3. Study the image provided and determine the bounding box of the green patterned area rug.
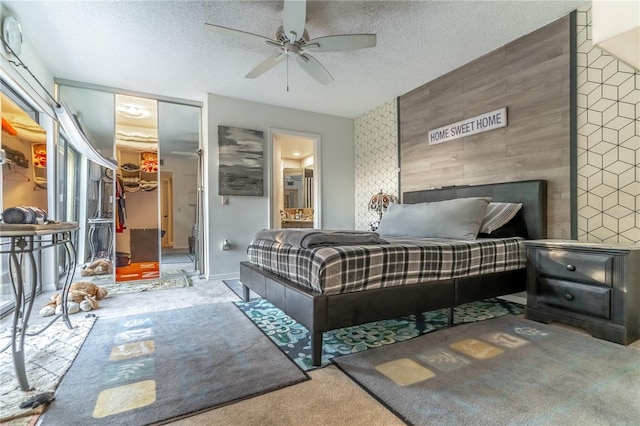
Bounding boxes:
[234,297,524,370]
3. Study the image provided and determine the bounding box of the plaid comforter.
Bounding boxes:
[247,236,526,295]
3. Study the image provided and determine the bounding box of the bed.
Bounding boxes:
[240,180,547,365]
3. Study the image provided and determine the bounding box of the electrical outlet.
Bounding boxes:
[221,239,230,250]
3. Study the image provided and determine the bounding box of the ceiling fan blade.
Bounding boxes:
[296,54,334,85]
[245,53,288,79]
[204,23,271,45]
[304,34,377,52]
[283,0,306,42]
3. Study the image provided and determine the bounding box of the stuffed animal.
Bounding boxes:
[80,258,114,277]
[40,282,108,317]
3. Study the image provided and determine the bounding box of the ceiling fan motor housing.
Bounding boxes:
[275,25,309,46]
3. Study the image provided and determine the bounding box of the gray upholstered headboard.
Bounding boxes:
[402,180,547,240]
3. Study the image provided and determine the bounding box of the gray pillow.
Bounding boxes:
[376,197,491,240]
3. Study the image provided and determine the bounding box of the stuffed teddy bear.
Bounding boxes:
[80,258,114,277]
[39,281,109,317]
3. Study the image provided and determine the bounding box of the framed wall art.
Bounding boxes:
[218,125,264,196]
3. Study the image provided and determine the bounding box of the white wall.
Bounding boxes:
[207,94,355,279]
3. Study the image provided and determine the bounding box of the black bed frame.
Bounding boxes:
[240,180,547,366]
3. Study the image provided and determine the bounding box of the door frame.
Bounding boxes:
[268,128,321,229]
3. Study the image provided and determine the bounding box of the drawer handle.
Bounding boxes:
[566,264,576,272]
[564,293,574,301]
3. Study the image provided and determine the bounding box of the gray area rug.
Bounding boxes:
[41,303,308,425]
[333,315,640,425]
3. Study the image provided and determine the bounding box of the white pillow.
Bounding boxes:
[479,202,522,234]
[376,197,491,240]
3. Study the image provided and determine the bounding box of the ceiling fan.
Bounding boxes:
[204,0,376,85]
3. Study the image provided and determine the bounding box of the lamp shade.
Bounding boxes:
[54,101,118,170]
[592,0,640,70]
[369,191,393,212]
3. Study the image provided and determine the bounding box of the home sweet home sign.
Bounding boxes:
[428,107,507,145]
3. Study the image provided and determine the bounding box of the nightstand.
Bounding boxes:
[524,240,640,345]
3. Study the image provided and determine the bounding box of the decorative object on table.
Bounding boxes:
[218,125,264,196]
[332,315,640,425]
[234,293,523,370]
[0,206,47,224]
[40,303,307,426]
[368,189,395,231]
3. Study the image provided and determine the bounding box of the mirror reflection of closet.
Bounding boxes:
[56,85,116,280]
[157,101,201,276]
[114,94,160,282]
[1,90,49,314]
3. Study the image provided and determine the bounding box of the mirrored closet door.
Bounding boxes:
[57,85,117,282]
[114,94,160,281]
[57,81,204,283]
[157,101,201,277]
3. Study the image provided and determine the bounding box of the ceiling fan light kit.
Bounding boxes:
[204,0,376,86]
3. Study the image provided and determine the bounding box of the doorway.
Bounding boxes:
[270,129,321,229]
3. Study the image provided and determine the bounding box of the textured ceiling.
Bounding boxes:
[3,0,585,118]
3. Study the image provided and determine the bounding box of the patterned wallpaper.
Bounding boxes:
[354,6,638,243]
[354,101,398,230]
[576,6,640,244]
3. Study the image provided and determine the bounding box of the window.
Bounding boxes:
[1,79,43,316]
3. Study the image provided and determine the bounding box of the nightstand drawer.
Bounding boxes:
[537,278,611,319]
[536,249,612,286]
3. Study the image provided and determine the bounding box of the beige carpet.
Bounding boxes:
[168,365,404,426]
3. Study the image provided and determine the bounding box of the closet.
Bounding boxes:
[56,82,204,282]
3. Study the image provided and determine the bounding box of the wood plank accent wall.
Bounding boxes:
[398,16,571,239]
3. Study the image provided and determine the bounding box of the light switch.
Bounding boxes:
[221,196,229,205]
